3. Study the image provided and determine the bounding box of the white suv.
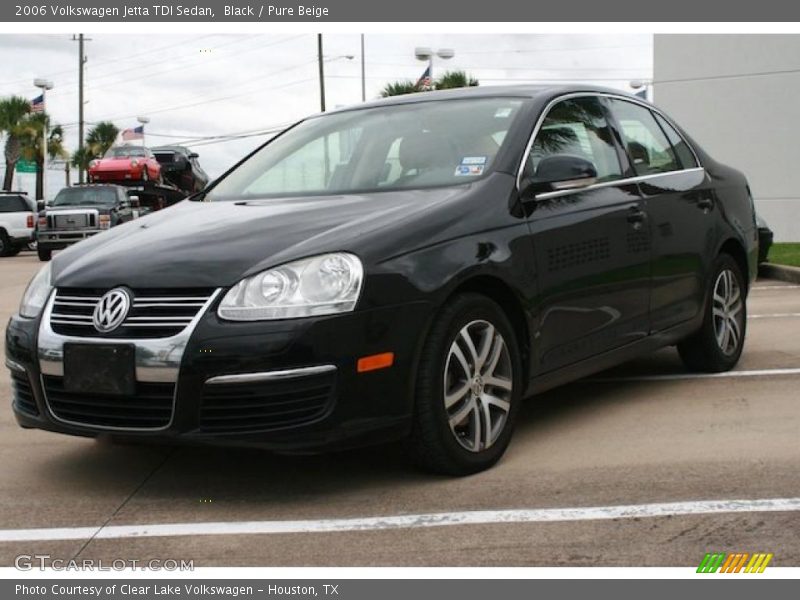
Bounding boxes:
[0,191,35,257]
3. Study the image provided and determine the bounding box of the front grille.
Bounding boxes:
[52,213,94,229]
[43,375,174,429]
[199,371,336,434]
[11,370,38,416]
[50,288,214,339]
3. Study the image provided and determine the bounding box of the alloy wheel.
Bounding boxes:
[443,319,513,452]
[712,268,744,356]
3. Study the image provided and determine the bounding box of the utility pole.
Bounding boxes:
[360,34,366,102]
[72,34,89,184]
[317,33,326,112]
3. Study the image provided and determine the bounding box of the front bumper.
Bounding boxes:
[38,229,103,249]
[5,296,432,451]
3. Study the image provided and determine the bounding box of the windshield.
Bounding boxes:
[106,146,147,158]
[207,97,527,200]
[52,187,117,207]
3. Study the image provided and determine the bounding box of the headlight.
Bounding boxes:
[19,263,53,318]
[218,253,363,321]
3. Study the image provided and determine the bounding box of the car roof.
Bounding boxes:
[152,145,189,152]
[325,84,645,115]
[0,190,30,196]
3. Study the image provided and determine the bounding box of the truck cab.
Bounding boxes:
[36,184,139,261]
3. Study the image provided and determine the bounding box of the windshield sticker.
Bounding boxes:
[494,107,513,118]
[460,156,487,166]
[455,164,485,176]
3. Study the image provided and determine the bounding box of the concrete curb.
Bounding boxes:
[759,263,800,284]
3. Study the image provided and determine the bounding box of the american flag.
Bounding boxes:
[30,94,44,113]
[121,125,144,141]
[415,65,432,90]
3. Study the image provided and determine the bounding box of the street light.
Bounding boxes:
[414,47,455,84]
[33,78,54,202]
[630,79,652,101]
[137,116,150,146]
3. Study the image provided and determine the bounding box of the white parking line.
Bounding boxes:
[590,367,800,383]
[752,285,800,290]
[0,497,799,543]
[750,313,800,319]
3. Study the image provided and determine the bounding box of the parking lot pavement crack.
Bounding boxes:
[69,447,177,560]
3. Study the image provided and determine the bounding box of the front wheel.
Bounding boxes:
[677,253,747,372]
[407,293,522,475]
[37,246,52,262]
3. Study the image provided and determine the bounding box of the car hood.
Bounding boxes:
[92,157,137,169]
[52,187,468,289]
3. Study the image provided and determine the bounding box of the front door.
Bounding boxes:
[523,96,652,373]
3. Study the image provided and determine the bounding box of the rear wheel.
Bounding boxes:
[0,231,11,257]
[678,253,746,372]
[37,246,52,262]
[407,293,522,475]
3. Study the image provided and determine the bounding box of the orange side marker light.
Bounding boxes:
[357,352,395,373]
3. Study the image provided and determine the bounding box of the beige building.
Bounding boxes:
[654,34,800,241]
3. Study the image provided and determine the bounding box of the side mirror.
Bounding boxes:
[188,152,199,159]
[128,195,141,208]
[521,155,599,201]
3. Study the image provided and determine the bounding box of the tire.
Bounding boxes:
[677,253,747,372]
[37,246,52,262]
[406,293,523,475]
[0,231,11,257]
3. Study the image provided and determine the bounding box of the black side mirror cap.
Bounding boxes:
[520,155,599,202]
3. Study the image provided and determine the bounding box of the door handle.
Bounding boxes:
[698,197,714,211]
[626,207,646,224]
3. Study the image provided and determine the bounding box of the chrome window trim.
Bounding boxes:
[515,91,703,192]
[533,167,705,202]
[205,365,337,385]
[37,287,222,433]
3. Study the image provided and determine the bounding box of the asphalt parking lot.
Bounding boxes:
[0,252,798,567]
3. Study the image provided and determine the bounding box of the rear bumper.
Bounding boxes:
[5,298,432,452]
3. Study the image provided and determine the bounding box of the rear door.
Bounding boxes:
[524,96,652,373]
[605,98,711,332]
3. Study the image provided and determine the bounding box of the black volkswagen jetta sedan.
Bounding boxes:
[6,86,757,475]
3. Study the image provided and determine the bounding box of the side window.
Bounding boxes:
[0,196,26,212]
[527,97,622,183]
[653,112,698,169]
[608,99,680,175]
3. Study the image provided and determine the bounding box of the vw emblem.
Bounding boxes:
[92,288,131,333]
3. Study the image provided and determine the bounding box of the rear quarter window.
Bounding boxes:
[0,195,27,212]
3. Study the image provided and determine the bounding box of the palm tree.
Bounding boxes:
[72,121,119,175]
[434,71,479,90]
[0,96,32,191]
[19,113,67,200]
[380,80,419,97]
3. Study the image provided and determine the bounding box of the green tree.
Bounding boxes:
[380,80,419,97]
[19,113,67,200]
[72,121,119,174]
[0,96,32,191]
[434,71,479,90]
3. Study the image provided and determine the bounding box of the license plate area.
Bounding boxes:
[63,343,136,396]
